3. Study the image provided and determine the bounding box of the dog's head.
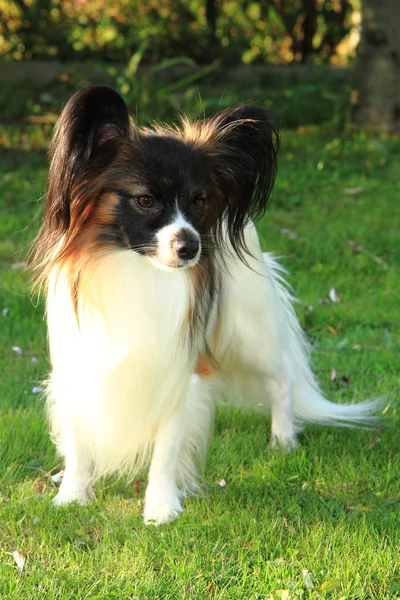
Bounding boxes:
[35,85,278,277]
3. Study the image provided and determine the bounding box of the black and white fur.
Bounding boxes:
[32,86,378,525]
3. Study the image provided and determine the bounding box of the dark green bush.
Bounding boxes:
[0,0,354,65]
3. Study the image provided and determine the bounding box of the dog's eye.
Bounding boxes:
[136,195,155,209]
[192,195,207,211]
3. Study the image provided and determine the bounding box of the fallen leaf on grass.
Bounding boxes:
[12,551,25,575]
[343,186,364,195]
[283,516,294,532]
[348,239,389,268]
[345,505,373,512]
[319,288,342,305]
[341,374,350,385]
[280,228,298,239]
[35,479,46,494]
[206,582,216,596]
[365,436,381,451]
[316,579,340,592]
[328,287,341,303]
[50,470,64,485]
[302,569,315,588]
[221,426,238,435]
[326,325,338,336]
[331,372,351,386]
[134,478,143,494]
[186,583,197,595]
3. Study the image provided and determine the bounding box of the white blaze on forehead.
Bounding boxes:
[156,211,200,264]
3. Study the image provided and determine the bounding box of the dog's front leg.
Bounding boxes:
[143,426,184,526]
[143,374,213,525]
[53,420,94,506]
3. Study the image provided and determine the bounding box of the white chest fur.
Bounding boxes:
[46,251,197,477]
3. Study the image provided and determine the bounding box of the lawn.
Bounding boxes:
[0,121,399,599]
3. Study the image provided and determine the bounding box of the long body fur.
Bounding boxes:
[35,86,379,524]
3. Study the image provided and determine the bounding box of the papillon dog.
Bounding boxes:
[33,85,378,525]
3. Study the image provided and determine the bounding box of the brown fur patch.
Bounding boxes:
[196,353,215,379]
[189,264,223,380]
[94,192,120,225]
[41,190,121,319]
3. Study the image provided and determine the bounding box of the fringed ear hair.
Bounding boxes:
[32,85,131,285]
[46,85,131,234]
[185,105,279,258]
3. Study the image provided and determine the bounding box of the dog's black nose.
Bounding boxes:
[173,237,199,260]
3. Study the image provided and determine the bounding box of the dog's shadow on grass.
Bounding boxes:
[2,422,394,557]
[4,410,396,542]
[87,423,395,527]
[194,414,396,521]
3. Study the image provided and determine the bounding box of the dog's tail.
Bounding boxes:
[263,253,381,430]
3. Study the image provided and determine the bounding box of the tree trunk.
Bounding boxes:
[352,0,400,131]
[206,0,217,43]
[300,0,318,63]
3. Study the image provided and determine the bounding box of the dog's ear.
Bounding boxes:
[47,85,131,233]
[186,105,279,255]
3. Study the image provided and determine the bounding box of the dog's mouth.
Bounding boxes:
[148,254,201,272]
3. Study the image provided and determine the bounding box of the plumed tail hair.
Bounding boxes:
[263,253,382,430]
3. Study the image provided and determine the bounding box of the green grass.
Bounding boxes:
[0,123,399,599]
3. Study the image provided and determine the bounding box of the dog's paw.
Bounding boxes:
[143,483,183,525]
[53,484,94,506]
[270,435,297,453]
[143,502,183,526]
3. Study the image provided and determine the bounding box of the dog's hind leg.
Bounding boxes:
[143,375,214,525]
[267,378,297,451]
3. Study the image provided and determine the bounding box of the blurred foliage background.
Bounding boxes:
[0,0,363,130]
[0,0,358,65]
